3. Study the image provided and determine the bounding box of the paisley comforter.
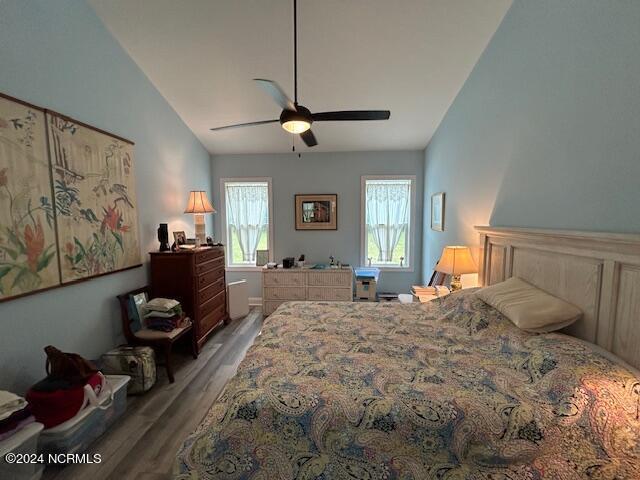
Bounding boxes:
[175,290,640,479]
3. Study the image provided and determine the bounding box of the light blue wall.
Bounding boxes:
[212,151,424,298]
[0,0,211,393]
[422,0,640,279]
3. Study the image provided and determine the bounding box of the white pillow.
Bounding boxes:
[475,277,582,333]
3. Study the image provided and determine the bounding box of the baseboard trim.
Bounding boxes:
[248,297,262,306]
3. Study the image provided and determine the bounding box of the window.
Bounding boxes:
[221,178,273,268]
[361,176,414,269]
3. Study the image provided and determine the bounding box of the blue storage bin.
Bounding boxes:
[354,267,381,282]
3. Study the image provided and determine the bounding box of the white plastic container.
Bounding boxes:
[227,279,249,320]
[0,422,45,480]
[38,375,130,458]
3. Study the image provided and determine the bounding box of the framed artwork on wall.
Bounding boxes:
[295,194,338,230]
[0,94,60,301]
[0,91,142,303]
[47,110,141,283]
[431,192,445,231]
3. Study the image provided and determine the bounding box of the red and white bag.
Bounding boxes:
[26,372,106,429]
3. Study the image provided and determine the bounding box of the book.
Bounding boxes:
[411,285,437,295]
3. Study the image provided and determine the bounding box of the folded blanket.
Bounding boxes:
[146,315,180,332]
[0,406,32,434]
[0,415,35,442]
[0,391,27,421]
[145,298,180,312]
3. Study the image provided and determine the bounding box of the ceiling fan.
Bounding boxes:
[209,0,391,148]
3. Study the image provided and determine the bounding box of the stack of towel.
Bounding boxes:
[144,298,187,332]
[0,391,34,441]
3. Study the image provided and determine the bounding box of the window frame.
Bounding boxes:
[360,175,416,272]
[220,177,274,271]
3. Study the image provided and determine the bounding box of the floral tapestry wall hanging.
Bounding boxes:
[0,94,59,301]
[0,92,142,303]
[46,111,141,283]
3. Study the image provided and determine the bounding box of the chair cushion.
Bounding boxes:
[475,277,582,333]
[134,326,188,341]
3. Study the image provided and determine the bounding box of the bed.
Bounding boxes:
[175,227,640,479]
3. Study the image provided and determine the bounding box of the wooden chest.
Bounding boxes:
[149,247,228,353]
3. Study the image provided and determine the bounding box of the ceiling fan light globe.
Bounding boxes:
[282,120,311,133]
[280,106,313,134]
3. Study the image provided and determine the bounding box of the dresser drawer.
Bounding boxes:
[263,286,306,301]
[307,270,352,287]
[195,247,224,265]
[264,300,287,316]
[198,276,225,304]
[199,291,226,318]
[263,271,305,287]
[200,303,226,335]
[197,266,224,290]
[307,287,352,301]
[196,255,225,275]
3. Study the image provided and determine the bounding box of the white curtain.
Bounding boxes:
[366,181,410,262]
[225,183,268,262]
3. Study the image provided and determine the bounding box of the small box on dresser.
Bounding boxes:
[262,266,353,315]
[150,247,228,353]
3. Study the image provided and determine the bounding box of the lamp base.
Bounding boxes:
[194,213,206,246]
[450,275,463,292]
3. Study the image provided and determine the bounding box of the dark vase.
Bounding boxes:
[157,223,170,251]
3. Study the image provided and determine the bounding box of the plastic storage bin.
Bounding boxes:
[38,375,130,458]
[0,422,45,480]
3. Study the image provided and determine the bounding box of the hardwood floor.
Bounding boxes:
[43,308,263,480]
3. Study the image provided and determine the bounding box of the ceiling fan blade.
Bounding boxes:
[300,129,318,147]
[210,119,279,131]
[254,79,296,111]
[312,110,391,122]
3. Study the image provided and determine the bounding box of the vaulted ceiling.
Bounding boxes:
[90,0,511,154]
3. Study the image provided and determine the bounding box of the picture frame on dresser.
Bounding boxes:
[256,249,269,267]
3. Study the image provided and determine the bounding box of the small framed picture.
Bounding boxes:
[173,231,187,245]
[256,249,269,267]
[431,192,445,231]
[295,194,337,230]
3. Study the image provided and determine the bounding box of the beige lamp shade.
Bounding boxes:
[184,191,215,214]
[436,246,477,275]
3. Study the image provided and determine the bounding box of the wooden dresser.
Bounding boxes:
[150,247,228,353]
[262,266,353,315]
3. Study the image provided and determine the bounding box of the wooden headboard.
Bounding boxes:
[476,226,640,369]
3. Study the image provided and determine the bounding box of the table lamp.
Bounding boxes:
[184,191,215,246]
[436,246,477,291]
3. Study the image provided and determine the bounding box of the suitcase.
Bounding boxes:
[100,346,156,394]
